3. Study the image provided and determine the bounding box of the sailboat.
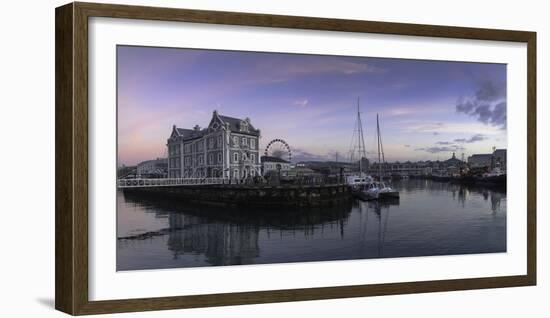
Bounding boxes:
[346,98,374,198]
[374,114,399,200]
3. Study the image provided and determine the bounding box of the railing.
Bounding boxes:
[118,178,225,188]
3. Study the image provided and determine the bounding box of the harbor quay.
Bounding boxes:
[120,182,352,208]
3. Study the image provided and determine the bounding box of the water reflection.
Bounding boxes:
[117,179,506,270]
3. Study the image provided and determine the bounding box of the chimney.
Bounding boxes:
[194,125,200,131]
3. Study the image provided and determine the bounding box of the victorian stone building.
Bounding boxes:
[167,110,261,179]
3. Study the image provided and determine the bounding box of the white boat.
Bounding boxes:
[347,98,375,199]
[377,182,400,199]
[346,174,373,187]
[357,114,400,201]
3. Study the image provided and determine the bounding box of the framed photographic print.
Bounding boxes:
[55,2,536,315]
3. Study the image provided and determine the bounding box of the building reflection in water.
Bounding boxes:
[120,191,352,266]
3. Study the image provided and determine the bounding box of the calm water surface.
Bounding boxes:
[117,179,506,271]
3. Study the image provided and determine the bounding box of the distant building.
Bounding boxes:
[261,156,291,176]
[468,154,493,168]
[167,110,261,179]
[137,158,167,178]
[367,153,464,177]
[493,149,507,171]
[468,149,507,172]
[296,161,356,176]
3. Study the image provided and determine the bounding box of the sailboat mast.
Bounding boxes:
[377,114,382,179]
[357,98,362,174]
[356,97,367,175]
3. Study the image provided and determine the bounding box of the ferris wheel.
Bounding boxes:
[264,139,292,162]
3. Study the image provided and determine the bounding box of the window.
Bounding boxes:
[233,169,239,178]
[209,138,214,149]
[199,156,203,165]
[251,169,256,176]
[233,136,238,146]
[242,137,247,146]
[209,153,213,164]
[251,154,255,163]
[217,136,222,147]
[242,153,247,161]
[250,139,255,149]
[218,152,222,163]
[233,153,238,163]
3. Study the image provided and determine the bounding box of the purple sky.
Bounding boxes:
[117,45,507,166]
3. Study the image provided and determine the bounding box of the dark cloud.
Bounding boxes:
[436,141,453,145]
[475,80,506,102]
[454,134,487,143]
[456,80,506,128]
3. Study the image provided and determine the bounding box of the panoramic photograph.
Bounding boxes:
[116,45,507,271]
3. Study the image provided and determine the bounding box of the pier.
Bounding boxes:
[119,180,351,208]
[118,177,225,188]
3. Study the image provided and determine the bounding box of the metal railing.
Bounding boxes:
[118,178,225,188]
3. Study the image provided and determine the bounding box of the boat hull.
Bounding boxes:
[379,191,400,200]
[352,189,378,201]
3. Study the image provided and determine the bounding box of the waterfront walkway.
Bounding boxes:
[118,178,225,188]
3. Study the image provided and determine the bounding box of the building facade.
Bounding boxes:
[367,153,465,177]
[136,158,168,178]
[167,110,261,179]
[468,149,507,172]
[261,156,292,176]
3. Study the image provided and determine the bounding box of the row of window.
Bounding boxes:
[232,152,255,163]
[232,136,256,149]
[169,168,257,178]
[176,152,259,166]
[172,135,257,155]
[169,157,181,168]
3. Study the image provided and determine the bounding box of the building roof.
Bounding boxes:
[261,156,290,164]
[175,128,207,139]
[444,153,463,165]
[137,158,167,167]
[217,114,260,136]
[170,111,260,141]
[469,154,493,160]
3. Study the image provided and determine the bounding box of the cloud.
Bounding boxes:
[292,99,309,107]
[415,145,465,154]
[435,141,453,145]
[404,144,411,148]
[284,59,386,76]
[456,80,506,128]
[475,80,506,102]
[454,134,487,143]
[404,121,502,135]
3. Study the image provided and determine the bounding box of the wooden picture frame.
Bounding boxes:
[55,2,536,315]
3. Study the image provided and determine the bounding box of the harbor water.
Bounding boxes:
[117,179,506,271]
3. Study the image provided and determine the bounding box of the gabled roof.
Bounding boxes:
[170,111,260,142]
[218,114,260,136]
